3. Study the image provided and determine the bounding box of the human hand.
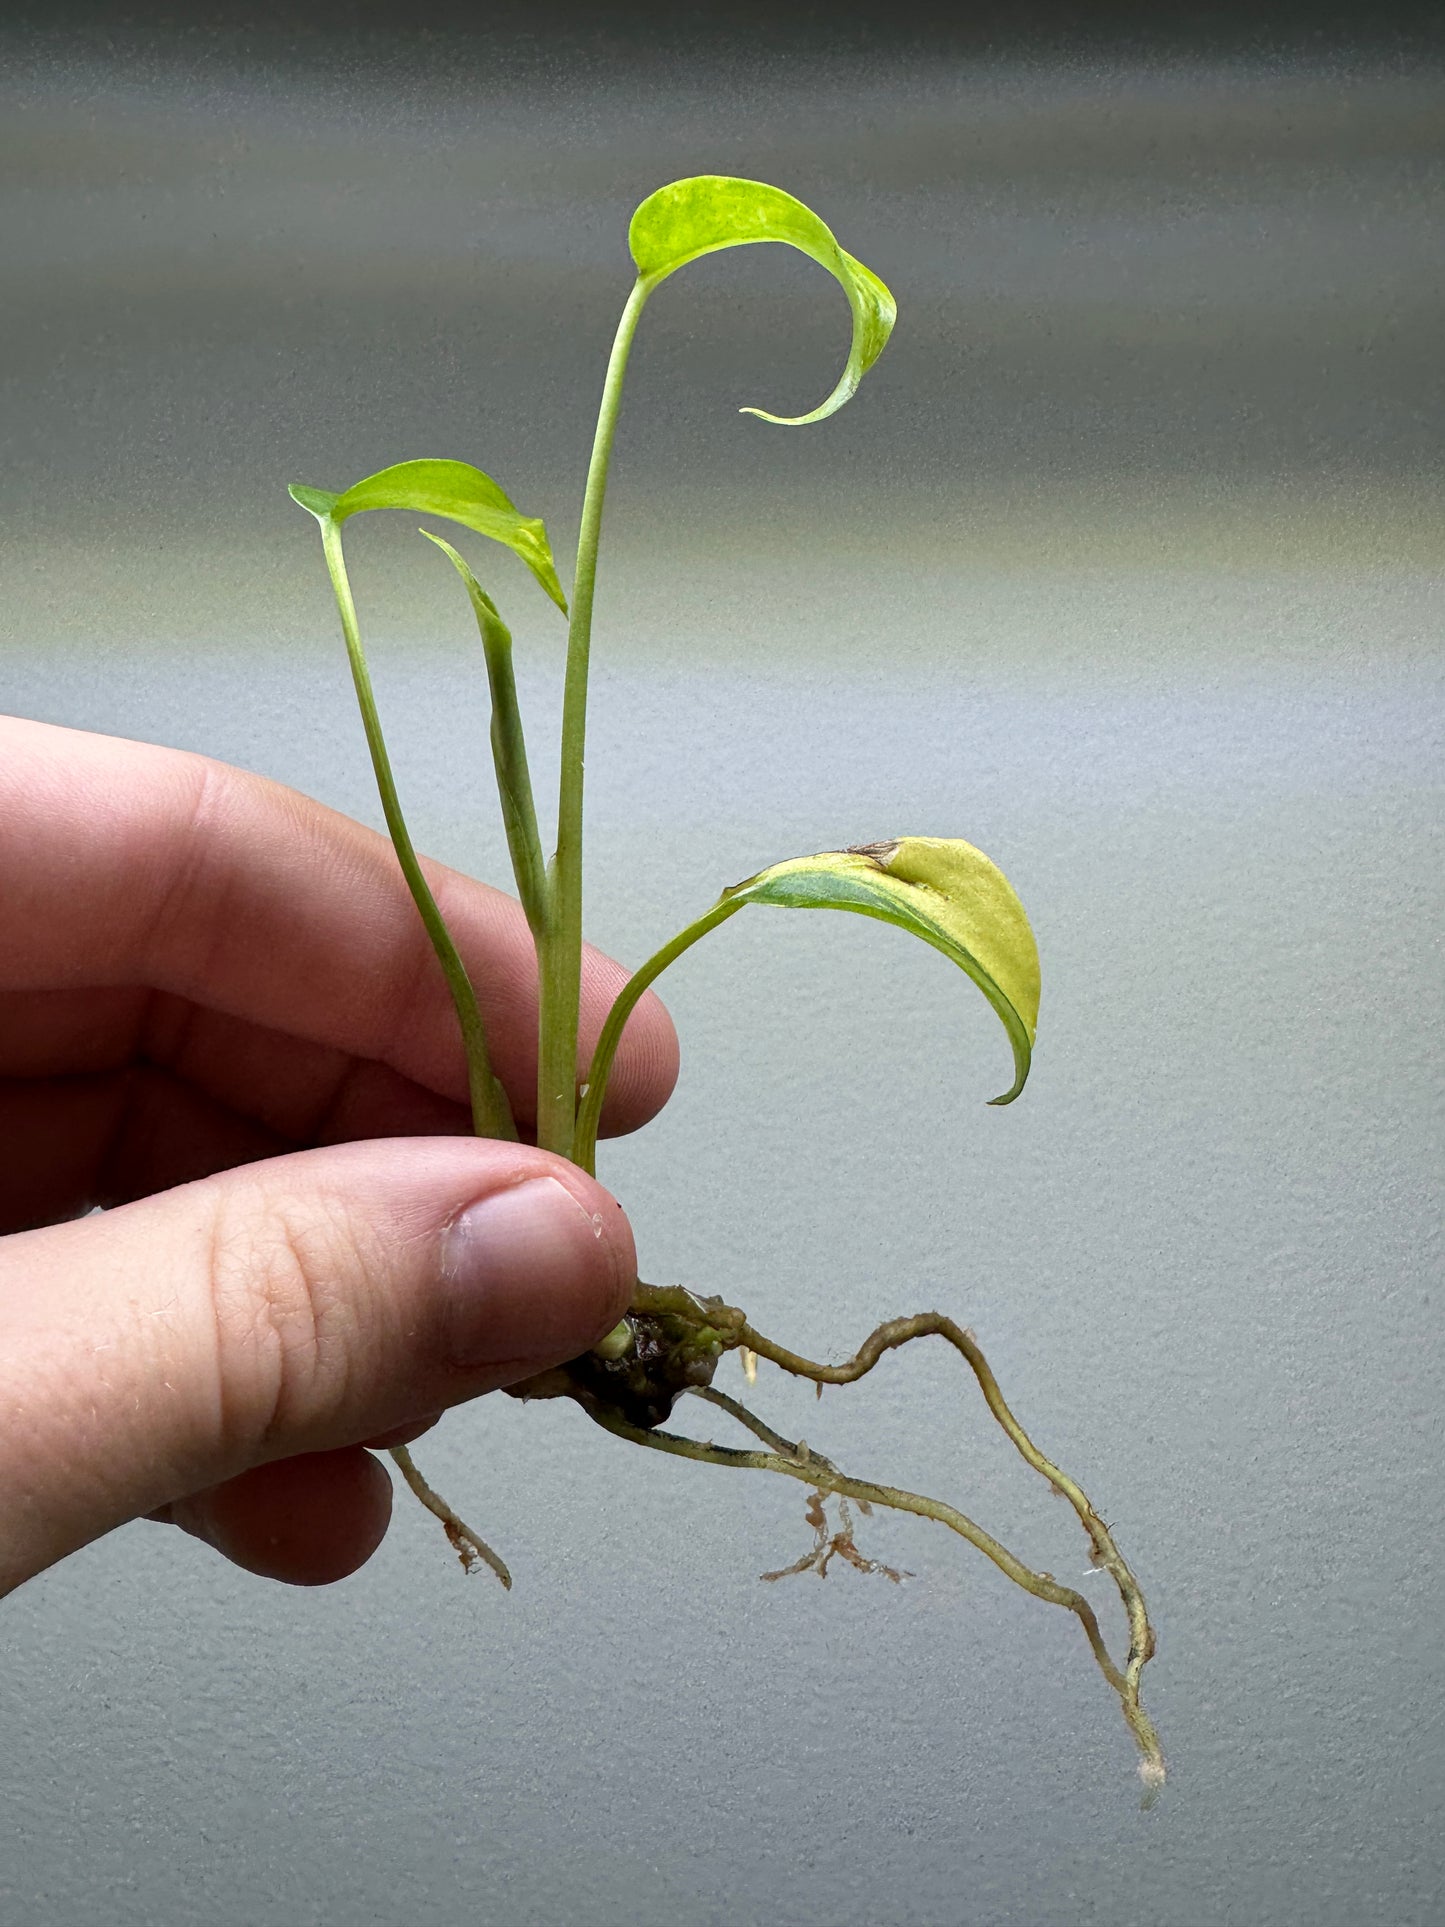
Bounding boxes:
[0,717,677,1593]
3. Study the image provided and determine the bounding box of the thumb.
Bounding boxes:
[0,1137,634,1593]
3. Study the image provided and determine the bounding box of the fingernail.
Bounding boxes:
[440,1176,631,1369]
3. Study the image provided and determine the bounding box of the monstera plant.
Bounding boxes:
[290,176,1164,1799]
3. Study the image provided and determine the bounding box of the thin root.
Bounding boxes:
[759,1485,911,1584]
[389,1445,512,1590]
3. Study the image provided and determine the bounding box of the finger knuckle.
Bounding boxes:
[204,1181,379,1454]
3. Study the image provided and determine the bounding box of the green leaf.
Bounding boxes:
[288,459,567,614]
[627,175,896,426]
[723,836,1040,1104]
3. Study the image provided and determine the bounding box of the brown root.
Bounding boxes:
[388,1444,512,1589]
[760,1486,911,1584]
[589,1288,1165,1795]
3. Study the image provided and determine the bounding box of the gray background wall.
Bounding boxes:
[2,9,1443,1924]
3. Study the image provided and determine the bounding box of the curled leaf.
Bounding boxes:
[574,832,1039,1172]
[724,836,1039,1104]
[288,459,567,613]
[627,175,895,425]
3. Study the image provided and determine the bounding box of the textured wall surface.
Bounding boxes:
[2,27,1442,1927]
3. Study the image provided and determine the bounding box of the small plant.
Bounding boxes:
[290,176,1164,1797]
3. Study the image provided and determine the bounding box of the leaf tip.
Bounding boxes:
[739,382,862,429]
[737,403,837,429]
[288,483,338,519]
[986,1078,1026,1108]
[419,527,504,621]
[985,1037,1033,1106]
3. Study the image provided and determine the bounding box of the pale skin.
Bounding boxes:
[0,715,678,1595]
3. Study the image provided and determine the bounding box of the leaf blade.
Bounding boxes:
[291,459,568,614]
[627,175,896,426]
[725,835,1040,1104]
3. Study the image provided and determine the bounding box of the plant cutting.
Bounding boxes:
[290,175,1164,1797]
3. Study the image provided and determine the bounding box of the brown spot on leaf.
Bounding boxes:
[846,839,901,866]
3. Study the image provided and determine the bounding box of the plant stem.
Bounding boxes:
[538,277,651,1157]
[572,896,743,1172]
[318,516,517,1141]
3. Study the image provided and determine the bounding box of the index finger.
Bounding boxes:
[0,716,678,1136]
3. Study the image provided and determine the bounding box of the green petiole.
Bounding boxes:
[314,513,517,1142]
[573,897,742,1174]
[539,278,650,1157]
